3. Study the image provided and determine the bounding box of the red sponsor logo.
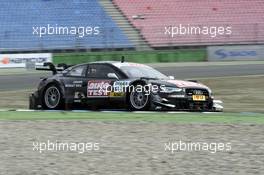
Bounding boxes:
[87,80,111,97]
[1,57,10,64]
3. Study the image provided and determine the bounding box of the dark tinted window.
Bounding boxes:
[120,66,168,79]
[67,65,87,77]
[87,64,119,78]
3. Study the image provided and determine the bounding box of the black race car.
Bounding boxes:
[29,61,223,111]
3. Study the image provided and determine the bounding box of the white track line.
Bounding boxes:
[15,109,35,112]
[133,111,160,114]
[167,111,190,114]
[0,109,222,114]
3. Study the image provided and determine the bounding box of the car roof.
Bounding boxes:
[89,61,119,64]
[69,61,118,68]
[88,61,149,69]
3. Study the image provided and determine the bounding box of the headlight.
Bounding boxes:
[161,86,183,93]
[207,88,212,95]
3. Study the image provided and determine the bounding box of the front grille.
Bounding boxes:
[185,88,209,96]
[170,99,213,111]
[161,88,212,111]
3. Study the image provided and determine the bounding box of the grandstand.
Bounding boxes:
[0,0,264,52]
[0,0,133,52]
[113,0,264,47]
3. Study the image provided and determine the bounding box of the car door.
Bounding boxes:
[85,63,123,106]
[62,64,88,103]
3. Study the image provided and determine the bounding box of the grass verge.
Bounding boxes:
[199,75,264,113]
[0,111,263,124]
[0,89,33,109]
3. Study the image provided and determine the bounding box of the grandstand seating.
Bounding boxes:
[113,0,264,47]
[0,0,133,51]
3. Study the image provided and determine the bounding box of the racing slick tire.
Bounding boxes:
[29,94,37,110]
[42,84,64,110]
[128,83,151,111]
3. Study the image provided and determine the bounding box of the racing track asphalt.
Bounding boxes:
[0,61,264,91]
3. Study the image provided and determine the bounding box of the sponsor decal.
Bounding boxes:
[65,81,83,88]
[113,81,130,86]
[193,90,203,95]
[109,92,125,97]
[73,81,83,84]
[1,57,10,64]
[214,49,257,59]
[87,80,111,97]
[0,53,52,68]
[74,92,85,102]
[207,45,264,61]
[65,84,75,88]
[113,80,130,92]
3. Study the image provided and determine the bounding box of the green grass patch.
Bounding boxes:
[0,111,263,124]
[53,49,206,64]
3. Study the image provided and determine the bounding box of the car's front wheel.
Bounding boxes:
[128,84,150,111]
[43,85,63,109]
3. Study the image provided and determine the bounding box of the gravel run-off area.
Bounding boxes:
[0,121,263,175]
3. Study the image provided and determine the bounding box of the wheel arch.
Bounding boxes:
[42,80,65,99]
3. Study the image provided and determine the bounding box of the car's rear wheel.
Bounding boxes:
[128,84,150,111]
[43,85,63,109]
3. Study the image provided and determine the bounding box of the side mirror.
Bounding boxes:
[107,73,119,79]
[168,76,175,80]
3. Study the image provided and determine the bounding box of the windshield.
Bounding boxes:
[120,65,168,79]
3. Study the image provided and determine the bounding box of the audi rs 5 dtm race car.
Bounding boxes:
[29,60,223,111]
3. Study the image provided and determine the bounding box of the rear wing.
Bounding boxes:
[35,62,74,75]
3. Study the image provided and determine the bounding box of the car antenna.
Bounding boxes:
[121,56,125,63]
